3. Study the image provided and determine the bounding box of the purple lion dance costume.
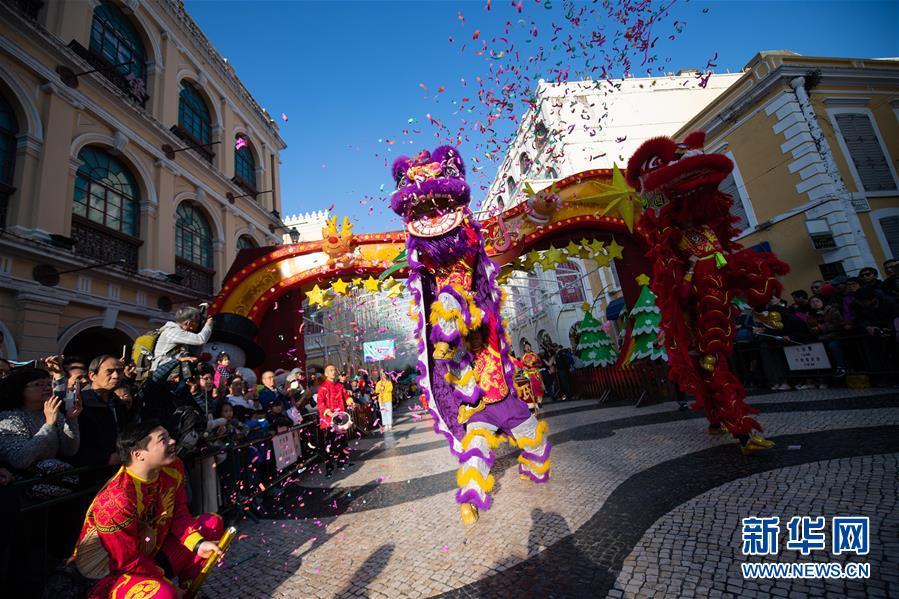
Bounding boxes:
[390,146,551,525]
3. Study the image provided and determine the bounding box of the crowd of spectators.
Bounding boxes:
[734,260,899,390]
[0,305,415,595]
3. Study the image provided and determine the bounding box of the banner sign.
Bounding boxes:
[272,431,299,471]
[784,342,831,371]
[363,339,396,362]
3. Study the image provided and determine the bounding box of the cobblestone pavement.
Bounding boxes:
[206,389,899,599]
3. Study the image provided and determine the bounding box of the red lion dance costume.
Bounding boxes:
[627,132,789,454]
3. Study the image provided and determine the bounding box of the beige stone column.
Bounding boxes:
[153,161,177,274]
[14,292,69,359]
[49,0,95,46]
[158,31,182,128]
[6,134,43,228]
[222,204,237,271]
[220,99,236,179]
[30,89,76,234]
[139,202,159,272]
[271,150,282,215]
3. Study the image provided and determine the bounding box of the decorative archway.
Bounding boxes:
[210,169,652,372]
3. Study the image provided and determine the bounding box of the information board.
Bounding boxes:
[784,342,832,371]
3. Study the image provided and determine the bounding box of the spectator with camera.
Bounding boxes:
[151,306,214,372]
[0,365,81,471]
[176,362,218,420]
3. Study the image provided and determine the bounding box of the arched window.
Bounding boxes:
[73,146,140,237]
[237,234,257,250]
[0,92,18,228]
[88,0,147,104]
[176,81,213,161]
[506,175,516,195]
[519,152,532,176]
[556,260,586,305]
[545,167,558,179]
[534,120,548,147]
[175,202,213,268]
[234,135,256,190]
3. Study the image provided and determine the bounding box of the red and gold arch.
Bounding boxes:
[210,168,650,371]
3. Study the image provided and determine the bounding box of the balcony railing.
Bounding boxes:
[71,215,141,271]
[176,258,215,296]
[231,174,258,199]
[2,0,43,19]
[170,125,215,164]
[67,41,148,108]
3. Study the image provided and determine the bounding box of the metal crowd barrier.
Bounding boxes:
[571,359,677,406]
[572,333,898,406]
[2,405,373,593]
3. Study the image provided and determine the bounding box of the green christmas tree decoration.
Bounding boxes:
[576,303,617,367]
[629,275,667,362]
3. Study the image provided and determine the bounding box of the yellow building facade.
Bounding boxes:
[675,51,899,294]
[0,0,286,361]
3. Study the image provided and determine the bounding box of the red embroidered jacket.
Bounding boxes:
[317,380,350,429]
[72,458,205,585]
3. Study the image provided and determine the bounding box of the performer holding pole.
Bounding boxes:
[71,420,225,598]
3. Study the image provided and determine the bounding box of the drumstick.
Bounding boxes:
[185,526,237,599]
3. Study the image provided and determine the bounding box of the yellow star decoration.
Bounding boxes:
[636,273,651,287]
[593,251,611,268]
[351,277,363,288]
[330,278,349,295]
[306,285,326,307]
[386,283,404,298]
[579,163,642,232]
[581,302,592,313]
[588,239,605,254]
[607,239,624,260]
[579,238,591,247]
[564,240,581,256]
[363,276,381,293]
[523,250,542,270]
[542,245,565,270]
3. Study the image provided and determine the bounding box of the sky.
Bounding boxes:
[183,0,899,233]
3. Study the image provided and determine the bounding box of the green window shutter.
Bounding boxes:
[835,113,896,192]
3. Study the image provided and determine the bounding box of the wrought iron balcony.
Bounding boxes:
[71,215,141,272]
[170,125,215,164]
[176,258,215,296]
[2,0,43,20]
[66,41,148,108]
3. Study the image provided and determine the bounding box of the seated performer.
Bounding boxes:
[71,420,224,598]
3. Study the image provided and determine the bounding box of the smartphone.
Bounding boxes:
[65,380,81,413]
[9,359,37,369]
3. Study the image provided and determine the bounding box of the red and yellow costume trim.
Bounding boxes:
[72,459,223,598]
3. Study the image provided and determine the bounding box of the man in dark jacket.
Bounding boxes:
[850,287,899,335]
[73,355,129,467]
[849,287,898,381]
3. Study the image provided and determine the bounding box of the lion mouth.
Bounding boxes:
[406,206,464,238]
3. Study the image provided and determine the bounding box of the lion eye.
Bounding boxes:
[644,156,663,172]
[445,163,459,177]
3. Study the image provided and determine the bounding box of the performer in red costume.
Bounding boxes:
[71,420,223,598]
[317,364,354,477]
[628,131,789,454]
